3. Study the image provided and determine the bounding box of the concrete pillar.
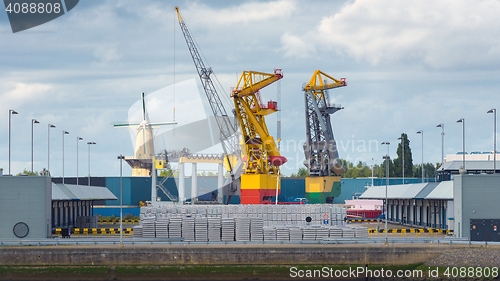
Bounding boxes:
[191,163,197,204]
[85,201,90,217]
[64,202,69,227]
[435,201,439,228]
[77,201,81,218]
[69,201,73,226]
[53,201,58,228]
[217,163,224,203]
[151,164,157,202]
[58,202,63,228]
[423,203,428,227]
[179,162,185,205]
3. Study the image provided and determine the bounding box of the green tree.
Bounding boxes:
[382,156,395,178]
[289,167,309,177]
[393,133,414,178]
[359,164,372,177]
[340,160,375,179]
[372,164,384,178]
[199,171,217,176]
[16,169,38,176]
[413,163,438,179]
[159,169,177,177]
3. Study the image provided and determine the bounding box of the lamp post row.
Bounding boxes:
[8,110,96,182]
[380,113,494,243]
[393,112,495,182]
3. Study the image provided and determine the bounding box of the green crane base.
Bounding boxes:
[305,176,341,204]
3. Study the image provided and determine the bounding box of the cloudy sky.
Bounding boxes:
[1,0,499,178]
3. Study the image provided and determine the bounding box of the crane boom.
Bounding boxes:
[303,70,347,204]
[303,70,347,92]
[175,7,241,200]
[233,70,283,98]
[232,69,286,204]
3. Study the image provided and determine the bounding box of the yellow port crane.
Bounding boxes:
[303,70,347,204]
[232,69,287,204]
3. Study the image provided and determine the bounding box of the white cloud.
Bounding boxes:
[185,0,297,26]
[1,83,53,110]
[2,0,500,177]
[93,46,122,63]
[281,0,500,69]
[280,32,316,59]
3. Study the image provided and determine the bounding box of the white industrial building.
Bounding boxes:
[360,182,453,230]
[360,157,500,241]
[0,176,116,239]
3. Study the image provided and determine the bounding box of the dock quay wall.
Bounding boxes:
[0,245,441,266]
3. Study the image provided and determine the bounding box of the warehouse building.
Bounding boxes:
[0,176,116,239]
[360,181,453,230]
[454,174,500,241]
[360,157,500,241]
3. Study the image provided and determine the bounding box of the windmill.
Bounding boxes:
[114,92,176,176]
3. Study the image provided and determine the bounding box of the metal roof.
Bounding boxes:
[414,182,439,199]
[52,183,117,201]
[52,184,73,200]
[425,181,453,200]
[438,160,499,171]
[399,183,428,199]
[360,183,432,199]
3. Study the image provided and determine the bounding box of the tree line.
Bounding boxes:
[290,133,441,179]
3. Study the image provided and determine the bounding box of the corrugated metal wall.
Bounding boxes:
[0,176,51,238]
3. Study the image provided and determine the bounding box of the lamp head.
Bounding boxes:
[488,109,496,114]
[456,118,464,123]
[9,109,18,115]
[32,119,39,124]
[416,130,422,134]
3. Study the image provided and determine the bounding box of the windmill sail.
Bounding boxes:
[114,92,176,176]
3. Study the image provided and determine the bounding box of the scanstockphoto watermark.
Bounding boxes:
[4,0,80,33]
[279,138,384,171]
[279,138,381,155]
[289,266,425,279]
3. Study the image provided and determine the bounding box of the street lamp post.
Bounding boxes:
[47,124,56,174]
[436,123,445,165]
[87,142,96,186]
[457,118,465,172]
[488,109,496,173]
[62,131,69,183]
[31,119,40,173]
[416,130,424,183]
[397,135,404,184]
[76,137,83,185]
[371,158,374,187]
[8,109,18,175]
[118,155,125,246]
[381,141,390,244]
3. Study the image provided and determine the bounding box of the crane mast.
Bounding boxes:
[232,69,287,204]
[175,7,240,201]
[303,70,347,204]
